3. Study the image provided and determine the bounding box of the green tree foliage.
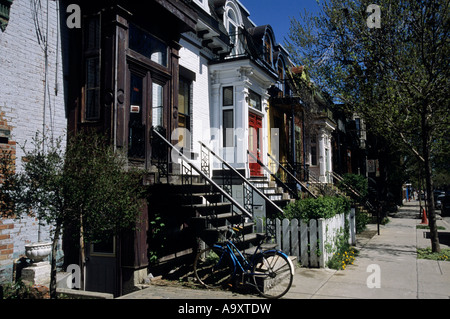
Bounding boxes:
[63,132,145,243]
[0,131,145,298]
[337,173,369,199]
[286,0,449,252]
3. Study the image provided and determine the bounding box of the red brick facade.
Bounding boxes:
[0,111,16,279]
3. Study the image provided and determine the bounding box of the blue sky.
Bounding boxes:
[240,0,322,46]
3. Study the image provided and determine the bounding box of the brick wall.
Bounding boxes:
[0,0,67,284]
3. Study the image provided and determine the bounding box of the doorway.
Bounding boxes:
[249,112,263,177]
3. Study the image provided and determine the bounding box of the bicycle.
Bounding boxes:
[193,226,294,299]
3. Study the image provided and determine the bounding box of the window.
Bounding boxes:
[0,0,13,32]
[128,73,145,158]
[91,236,115,256]
[85,57,100,120]
[226,8,239,56]
[178,77,191,147]
[178,77,191,129]
[295,126,302,164]
[310,134,317,166]
[355,118,361,137]
[223,86,233,106]
[222,86,234,147]
[277,58,286,97]
[223,110,234,147]
[129,23,168,67]
[152,83,164,127]
[248,90,261,111]
[264,33,273,65]
[83,15,101,121]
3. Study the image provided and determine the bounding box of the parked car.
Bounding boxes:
[434,190,445,205]
[436,194,445,210]
[441,195,450,216]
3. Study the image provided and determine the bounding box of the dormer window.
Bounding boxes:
[277,58,286,96]
[226,8,238,56]
[264,33,273,65]
[224,2,243,57]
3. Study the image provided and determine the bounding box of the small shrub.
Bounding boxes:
[284,196,351,222]
[327,245,358,270]
[1,280,49,299]
[355,207,371,233]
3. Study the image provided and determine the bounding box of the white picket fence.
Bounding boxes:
[254,208,356,268]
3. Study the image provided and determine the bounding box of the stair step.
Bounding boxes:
[190,192,223,203]
[202,222,254,234]
[183,202,232,215]
[243,243,278,256]
[184,202,231,208]
[193,212,243,221]
[260,187,277,194]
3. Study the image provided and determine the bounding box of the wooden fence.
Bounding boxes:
[254,208,356,268]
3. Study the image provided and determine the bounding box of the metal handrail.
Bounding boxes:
[152,129,253,220]
[199,142,285,216]
[267,153,317,199]
[328,171,375,211]
[247,151,298,199]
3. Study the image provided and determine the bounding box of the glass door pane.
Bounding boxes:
[152,83,163,127]
[128,73,145,158]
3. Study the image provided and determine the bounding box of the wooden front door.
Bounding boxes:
[249,112,263,177]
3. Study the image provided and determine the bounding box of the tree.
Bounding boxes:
[1,131,144,298]
[62,131,145,291]
[286,0,449,252]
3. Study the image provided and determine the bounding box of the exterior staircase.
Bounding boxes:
[149,129,279,264]
[249,177,294,209]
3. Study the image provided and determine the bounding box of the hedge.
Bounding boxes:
[284,196,351,222]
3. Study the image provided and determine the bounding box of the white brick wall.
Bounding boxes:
[0,0,66,283]
[0,0,67,165]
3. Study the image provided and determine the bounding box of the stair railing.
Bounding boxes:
[329,171,375,212]
[267,153,317,199]
[199,142,285,218]
[151,128,253,241]
[247,151,299,200]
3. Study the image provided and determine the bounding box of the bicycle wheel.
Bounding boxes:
[252,250,294,299]
[194,245,234,289]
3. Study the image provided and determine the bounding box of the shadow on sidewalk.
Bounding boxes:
[424,232,450,246]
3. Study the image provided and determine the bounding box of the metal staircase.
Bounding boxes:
[150,128,283,256]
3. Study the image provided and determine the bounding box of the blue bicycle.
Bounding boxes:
[193,227,294,299]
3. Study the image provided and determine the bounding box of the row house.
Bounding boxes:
[1,0,341,296]
[63,0,317,296]
[0,0,66,285]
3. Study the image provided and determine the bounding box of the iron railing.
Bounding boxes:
[247,150,299,200]
[151,128,253,243]
[267,153,317,199]
[200,142,285,217]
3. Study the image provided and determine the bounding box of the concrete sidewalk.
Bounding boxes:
[286,200,450,299]
[119,201,450,299]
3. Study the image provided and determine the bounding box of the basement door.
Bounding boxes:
[249,112,263,177]
[85,237,118,296]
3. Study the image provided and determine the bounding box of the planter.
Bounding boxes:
[25,242,52,263]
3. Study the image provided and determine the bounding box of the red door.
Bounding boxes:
[249,112,263,177]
